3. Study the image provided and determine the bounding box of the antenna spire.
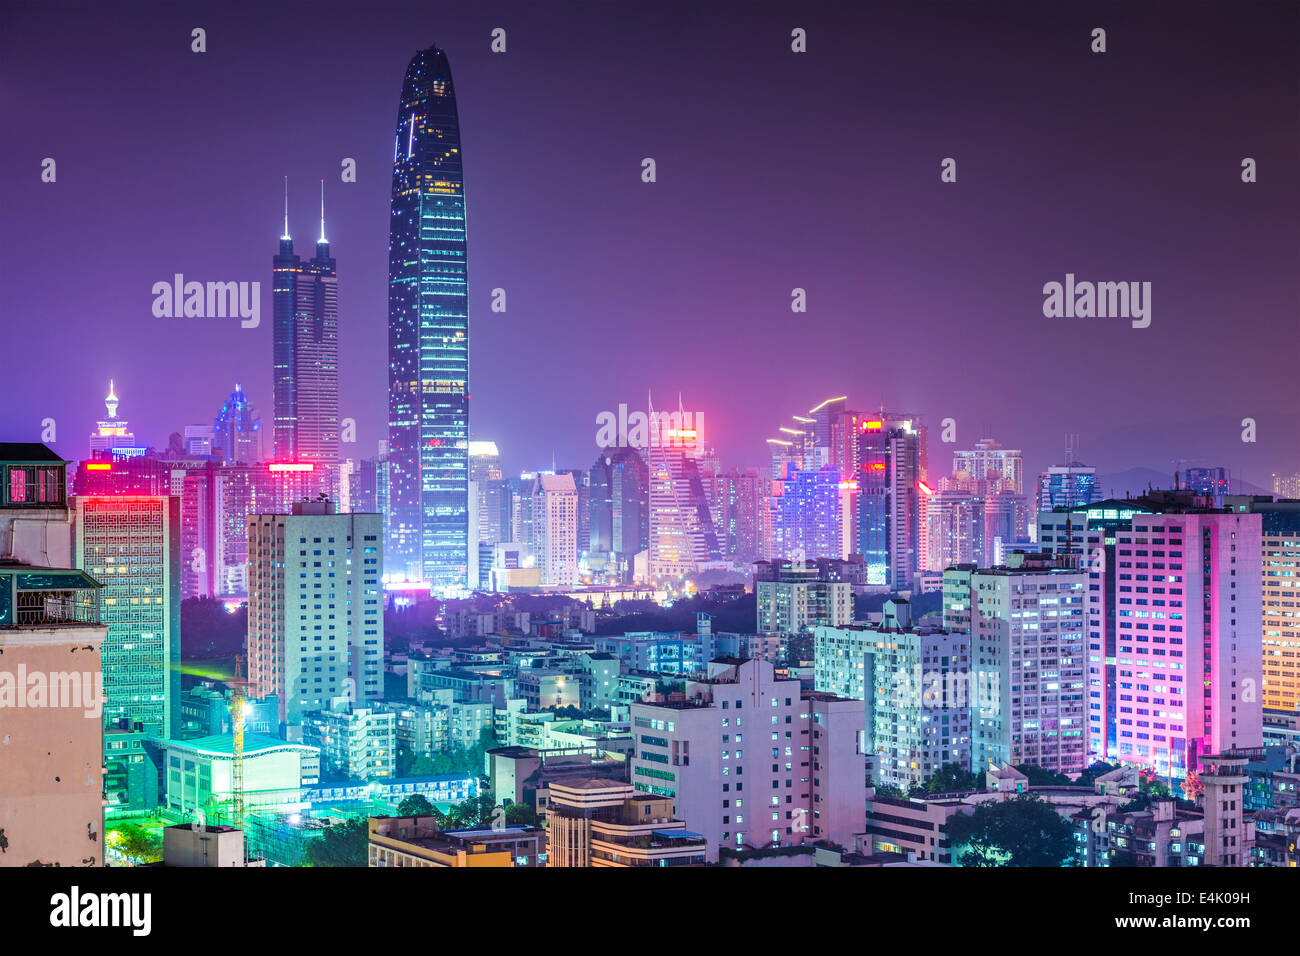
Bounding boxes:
[318,179,327,245]
[281,176,291,241]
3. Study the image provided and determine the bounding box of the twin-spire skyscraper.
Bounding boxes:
[272,176,340,466]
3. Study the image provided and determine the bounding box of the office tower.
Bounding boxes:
[859,601,973,791]
[88,380,145,459]
[767,464,851,562]
[588,447,648,579]
[247,499,384,729]
[1181,466,1230,507]
[0,444,109,867]
[729,467,763,564]
[469,441,505,544]
[628,658,865,861]
[387,43,470,586]
[544,779,707,867]
[1036,438,1096,512]
[212,383,263,465]
[1036,493,1263,778]
[754,559,853,635]
[856,413,926,588]
[646,402,720,580]
[355,441,390,517]
[182,424,214,457]
[943,552,1088,776]
[180,464,216,599]
[272,178,340,465]
[74,492,182,809]
[922,487,986,571]
[559,467,591,562]
[1272,472,1300,500]
[531,473,578,587]
[953,437,1024,494]
[1223,496,1300,713]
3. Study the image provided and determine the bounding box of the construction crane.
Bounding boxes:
[228,654,255,832]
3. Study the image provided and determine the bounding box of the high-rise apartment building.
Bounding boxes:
[531,473,578,587]
[755,559,854,635]
[1224,496,1300,713]
[629,658,865,862]
[387,44,470,586]
[246,500,384,729]
[943,552,1088,776]
[0,444,109,867]
[953,437,1024,494]
[1036,492,1263,777]
[272,180,339,465]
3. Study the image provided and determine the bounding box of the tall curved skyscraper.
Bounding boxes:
[387,44,470,586]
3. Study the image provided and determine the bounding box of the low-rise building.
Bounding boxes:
[368,815,544,867]
[545,778,707,867]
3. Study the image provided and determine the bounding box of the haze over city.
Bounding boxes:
[3,0,1296,485]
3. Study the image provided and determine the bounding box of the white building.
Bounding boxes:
[162,734,320,817]
[629,658,865,861]
[246,500,384,729]
[943,553,1087,775]
[532,473,578,587]
[302,697,397,781]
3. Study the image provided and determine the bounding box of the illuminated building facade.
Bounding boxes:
[88,380,145,459]
[1036,494,1263,778]
[856,414,926,589]
[387,43,470,586]
[646,403,720,580]
[272,179,340,466]
[212,383,263,465]
[247,499,384,728]
[74,493,182,808]
[943,554,1088,776]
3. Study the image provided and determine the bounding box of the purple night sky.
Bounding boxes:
[2,0,1296,489]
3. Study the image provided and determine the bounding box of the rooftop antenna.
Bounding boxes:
[281,176,291,241]
[318,179,327,245]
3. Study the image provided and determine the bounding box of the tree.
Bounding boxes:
[872,784,908,800]
[1138,767,1170,797]
[1013,764,1073,787]
[1074,761,1118,787]
[108,824,162,866]
[914,762,980,795]
[304,817,368,867]
[504,802,540,827]
[946,794,1077,867]
[395,794,435,817]
[1180,770,1204,803]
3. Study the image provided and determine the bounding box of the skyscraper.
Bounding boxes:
[212,383,263,465]
[646,401,720,581]
[387,44,470,586]
[272,178,340,466]
[88,380,145,459]
[1036,492,1264,777]
[855,413,926,589]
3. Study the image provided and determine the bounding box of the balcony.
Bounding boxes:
[2,570,102,628]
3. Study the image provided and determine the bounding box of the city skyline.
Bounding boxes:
[3,1,1296,488]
